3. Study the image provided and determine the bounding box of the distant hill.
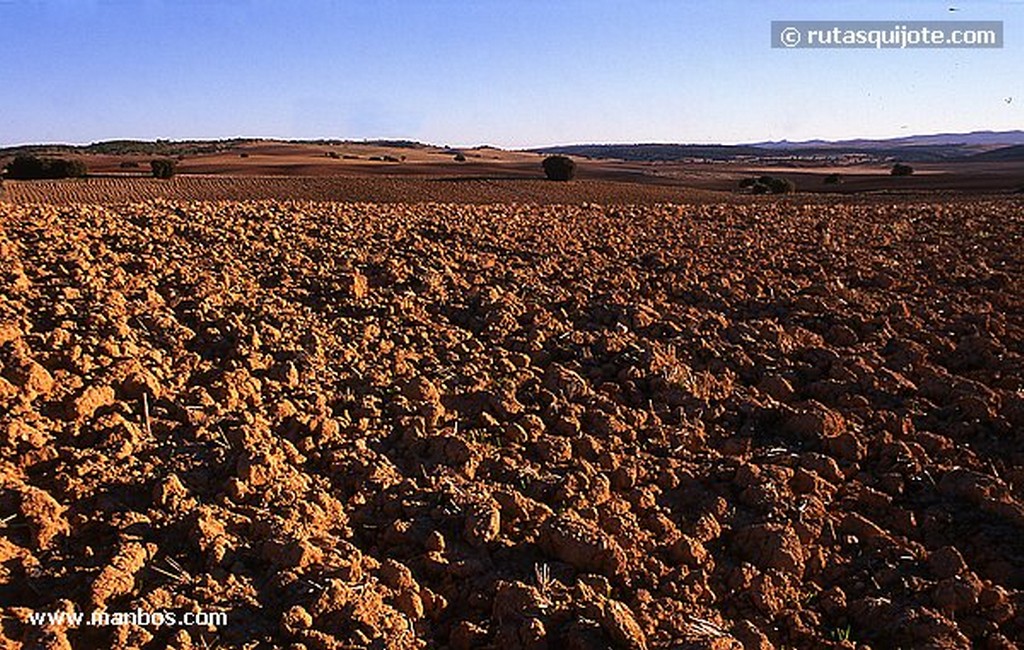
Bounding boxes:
[531,143,975,163]
[6,131,1024,166]
[968,144,1024,162]
[0,138,435,158]
[532,130,1024,163]
[754,130,1024,149]
[0,139,254,158]
[527,143,773,162]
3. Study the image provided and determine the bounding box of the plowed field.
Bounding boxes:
[0,177,708,206]
[1,198,1022,649]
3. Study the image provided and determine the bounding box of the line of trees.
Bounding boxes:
[1,155,180,180]
[4,155,88,179]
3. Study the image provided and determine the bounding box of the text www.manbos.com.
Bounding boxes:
[27,609,228,628]
[772,21,1003,49]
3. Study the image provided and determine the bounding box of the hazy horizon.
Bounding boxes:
[5,127,1024,152]
[1,0,1021,149]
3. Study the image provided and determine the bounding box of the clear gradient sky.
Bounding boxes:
[0,0,1021,148]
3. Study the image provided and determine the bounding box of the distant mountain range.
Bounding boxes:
[531,130,1024,163]
[752,130,1024,149]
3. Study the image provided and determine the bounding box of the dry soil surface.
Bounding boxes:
[0,198,1022,649]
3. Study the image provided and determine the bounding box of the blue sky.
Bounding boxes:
[0,0,1020,147]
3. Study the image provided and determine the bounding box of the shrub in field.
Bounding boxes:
[5,155,88,179]
[758,176,795,192]
[454,152,467,162]
[48,158,87,178]
[542,155,576,181]
[150,159,177,179]
[741,175,795,194]
[891,163,914,177]
[824,173,841,185]
[771,177,796,193]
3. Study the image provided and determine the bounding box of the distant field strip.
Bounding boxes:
[0,175,706,205]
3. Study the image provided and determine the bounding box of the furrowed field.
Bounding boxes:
[0,177,710,206]
[0,197,1022,649]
